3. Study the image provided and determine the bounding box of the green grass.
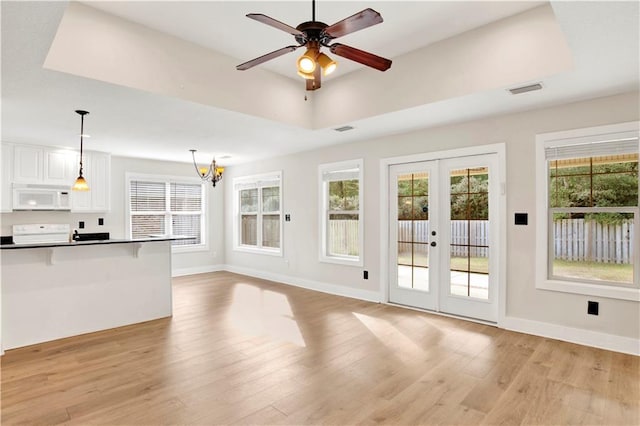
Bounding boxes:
[398,253,633,283]
[398,254,489,273]
[553,259,633,283]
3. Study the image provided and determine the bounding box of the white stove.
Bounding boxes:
[12,224,71,244]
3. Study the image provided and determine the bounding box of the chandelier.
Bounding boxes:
[190,149,224,187]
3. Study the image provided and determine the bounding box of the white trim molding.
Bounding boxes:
[223,264,381,303]
[502,316,640,356]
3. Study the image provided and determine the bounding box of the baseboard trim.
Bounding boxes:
[172,265,225,277]
[502,316,640,356]
[223,264,382,303]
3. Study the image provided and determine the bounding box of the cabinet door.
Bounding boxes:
[1,143,14,212]
[44,150,76,186]
[13,145,43,183]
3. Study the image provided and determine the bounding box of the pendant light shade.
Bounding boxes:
[72,110,90,191]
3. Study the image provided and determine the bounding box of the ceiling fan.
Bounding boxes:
[236,0,392,91]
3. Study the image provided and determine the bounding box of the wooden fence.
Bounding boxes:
[396,220,489,258]
[331,219,635,264]
[553,219,634,264]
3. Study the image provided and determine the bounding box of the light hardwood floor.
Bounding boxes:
[1,271,638,425]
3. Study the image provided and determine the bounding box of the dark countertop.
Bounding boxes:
[0,236,195,250]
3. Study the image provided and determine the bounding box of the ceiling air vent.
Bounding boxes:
[334,125,355,132]
[508,83,543,95]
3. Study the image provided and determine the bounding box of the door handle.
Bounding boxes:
[430,241,437,247]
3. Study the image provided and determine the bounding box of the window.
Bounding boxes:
[233,172,282,255]
[319,159,363,266]
[127,174,206,250]
[536,122,639,301]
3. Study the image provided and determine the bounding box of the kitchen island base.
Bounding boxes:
[1,240,172,351]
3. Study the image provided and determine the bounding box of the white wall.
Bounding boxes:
[0,155,224,275]
[224,91,640,348]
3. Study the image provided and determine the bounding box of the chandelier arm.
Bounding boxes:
[190,149,211,180]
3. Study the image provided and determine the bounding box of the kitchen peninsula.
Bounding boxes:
[1,236,188,352]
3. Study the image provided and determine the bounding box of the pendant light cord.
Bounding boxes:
[312,0,315,21]
[79,113,84,175]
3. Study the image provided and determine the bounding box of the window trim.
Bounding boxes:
[535,121,640,301]
[125,172,208,254]
[319,159,364,267]
[232,171,283,256]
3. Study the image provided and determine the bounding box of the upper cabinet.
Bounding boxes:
[13,144,76,185]
[71,151,111,212]
[1,142,111,213]
[13,145,44,183]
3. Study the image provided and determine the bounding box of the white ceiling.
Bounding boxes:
[1,1,638,166]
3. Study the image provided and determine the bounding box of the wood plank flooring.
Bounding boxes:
[1,271,638,425]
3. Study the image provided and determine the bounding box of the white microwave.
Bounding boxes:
[12,184,72,211]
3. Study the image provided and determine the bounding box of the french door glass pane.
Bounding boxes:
[449,167,490,299]
[396,172,430,291]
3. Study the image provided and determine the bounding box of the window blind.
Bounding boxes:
[130,181,166,211]
[322,167,360,182]
[545,136,638,160]
[129,178,204,247]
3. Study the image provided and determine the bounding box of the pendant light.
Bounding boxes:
[72,110,90,191]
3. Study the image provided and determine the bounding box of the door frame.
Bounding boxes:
[379,143,507,326]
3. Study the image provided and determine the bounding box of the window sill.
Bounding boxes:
[234,245,282,257]
[537,279,640,302]
[320,256,363,267]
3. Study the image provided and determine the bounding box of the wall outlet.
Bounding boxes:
[588,301,599,316]
[79,221,85,229]
[363,270,368,280]
[98,218,104,226]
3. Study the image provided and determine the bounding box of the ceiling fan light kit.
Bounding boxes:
[236,0,392,91]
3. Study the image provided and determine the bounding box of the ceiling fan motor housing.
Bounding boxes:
[295,21,333,46]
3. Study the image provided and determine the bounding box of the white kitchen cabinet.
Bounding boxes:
[44,149,76,186]
[1,143,14,212]
[71,150,111,212]
[13,145,43,183]
[12,144,77,186]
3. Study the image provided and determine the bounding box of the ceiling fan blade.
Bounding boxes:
[236,45,300,71]
[247,13,303,36]
[306,66,322,91]
[323,8,383,39]
[329,43,392,71]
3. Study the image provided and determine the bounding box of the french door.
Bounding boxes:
[388,153,500,322]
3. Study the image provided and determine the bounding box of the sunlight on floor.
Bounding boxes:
[227,283,306,347]
[353,312,425,364]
